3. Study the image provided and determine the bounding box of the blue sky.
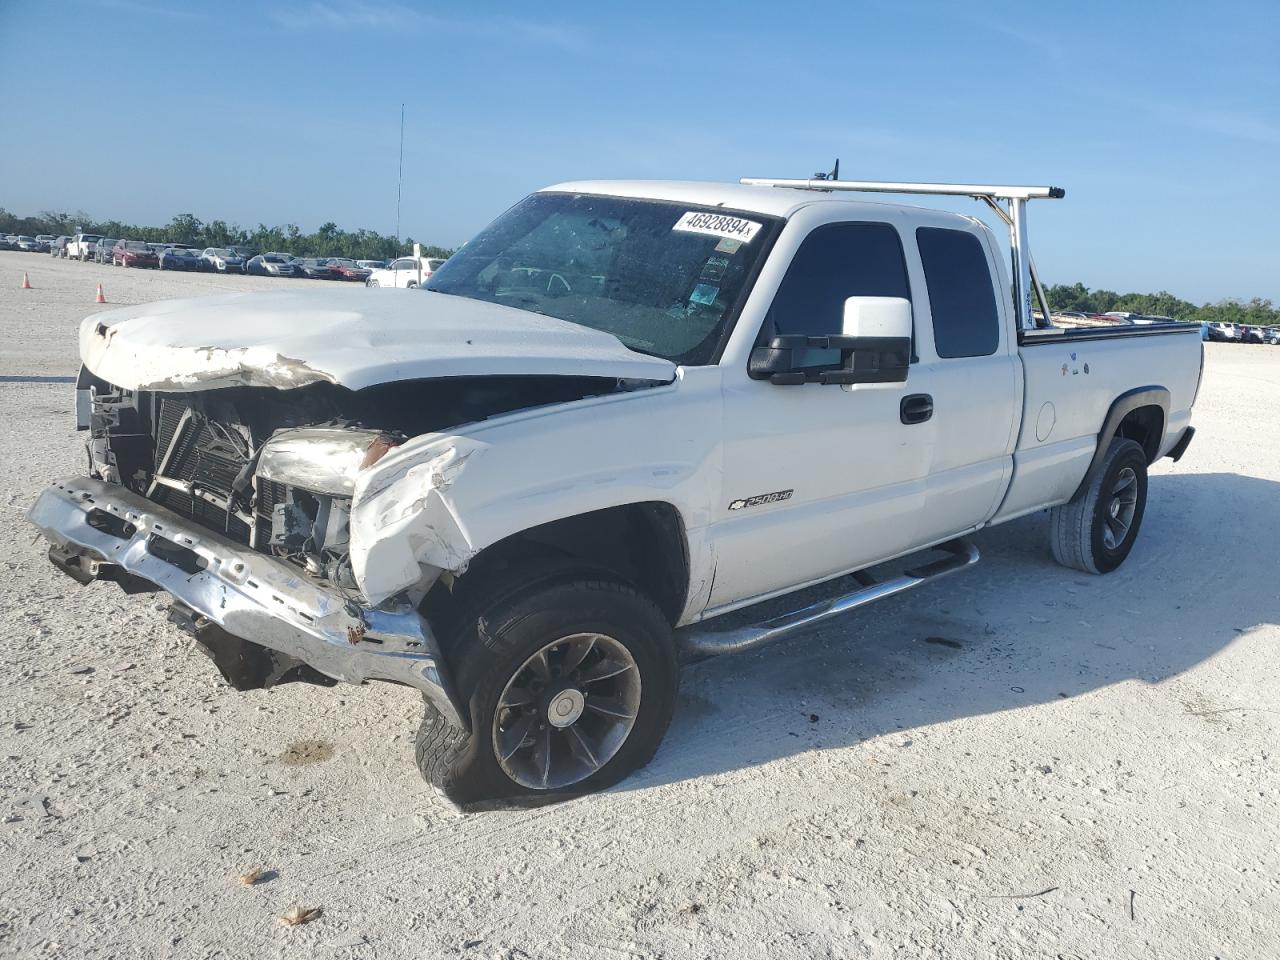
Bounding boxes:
[2,0,1276,303]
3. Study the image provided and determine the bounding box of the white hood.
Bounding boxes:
[80,288,676,391]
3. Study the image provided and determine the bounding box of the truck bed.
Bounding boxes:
[992,322,1203,523]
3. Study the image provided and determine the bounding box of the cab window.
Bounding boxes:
[767,222,911,337]
[916,227,1000,358]
[763,222,912,368]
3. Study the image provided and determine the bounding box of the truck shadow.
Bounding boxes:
[622,471,1280,793]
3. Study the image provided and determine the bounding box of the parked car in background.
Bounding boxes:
[49,236,70,257]
[1242,325,1266,344]
[201,248,245,273]
[1207,322,1239,342]
[14,236,40,252]
[158,246,205,271]
[68,234,103,261]
[228,245,256,263]
[34,235,54,252]
[326,257,372,282]
[365,256,420,288]
[356,259,386,271]
[364,255,445,288]
[1263,327,1280,345]
[295,257,337,279]
[94,238,119,264]
[113,239,159,268]
[245,252,297,277]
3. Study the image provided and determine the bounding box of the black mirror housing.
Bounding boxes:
[748,334,910,385]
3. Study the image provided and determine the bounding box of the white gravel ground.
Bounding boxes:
[1,250,1277,958]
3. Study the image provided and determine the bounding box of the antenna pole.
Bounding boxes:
[395,103,405,248]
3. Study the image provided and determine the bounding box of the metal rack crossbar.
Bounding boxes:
[740,176,1066,330]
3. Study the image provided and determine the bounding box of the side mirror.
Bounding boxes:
[749,296,912,385]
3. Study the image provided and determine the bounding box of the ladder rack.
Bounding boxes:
[739,176,1066,331]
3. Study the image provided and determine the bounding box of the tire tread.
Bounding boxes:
[1049,437,1146,575]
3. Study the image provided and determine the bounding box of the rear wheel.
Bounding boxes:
[1050,437,1148,574]
[367,279,379,287]
[415,571,678,806]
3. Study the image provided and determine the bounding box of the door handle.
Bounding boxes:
[900,393,933,425]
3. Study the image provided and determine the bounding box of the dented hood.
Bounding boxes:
[79,288,676,391]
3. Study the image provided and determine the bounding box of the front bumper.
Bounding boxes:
[27,477,464,726]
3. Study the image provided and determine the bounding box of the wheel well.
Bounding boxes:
[432,502,690,627]
[1115,404,1164,464]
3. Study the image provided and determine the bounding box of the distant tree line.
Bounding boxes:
[1045,281,1278,327]
[0,208,453,262]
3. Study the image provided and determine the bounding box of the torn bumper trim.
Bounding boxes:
[27,477,465,727]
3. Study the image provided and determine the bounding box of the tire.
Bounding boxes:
[1049,437,1148,574]
[415,571,678,806]
[406,281,417,289]
[367,279,379,287]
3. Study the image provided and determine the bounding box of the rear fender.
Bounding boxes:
[1069,385,1168,500]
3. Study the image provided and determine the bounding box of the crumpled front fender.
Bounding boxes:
[349,436,487,606]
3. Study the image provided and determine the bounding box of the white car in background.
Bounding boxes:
[364,256,446,288]
[202,248,246,273]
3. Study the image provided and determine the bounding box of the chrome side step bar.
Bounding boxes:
[678,538,980,658]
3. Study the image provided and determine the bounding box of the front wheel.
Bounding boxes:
[1049,437,1149,574]
[415,573,678,806]
[366,279,379,287]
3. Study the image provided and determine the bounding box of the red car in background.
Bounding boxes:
[326,258,372,282]
[112,239,159,268]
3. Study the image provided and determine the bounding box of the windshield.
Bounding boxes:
[426,193,778,364]
[125,241,149,252]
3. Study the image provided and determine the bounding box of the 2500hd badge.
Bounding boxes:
[728,489,794,510]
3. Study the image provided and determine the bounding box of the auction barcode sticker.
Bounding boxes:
[672,211,762,243]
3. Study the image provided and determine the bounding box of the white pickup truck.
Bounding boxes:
[66,233,104,262]
[29,176,1202,805]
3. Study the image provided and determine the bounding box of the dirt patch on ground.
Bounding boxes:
[278,739,336,766]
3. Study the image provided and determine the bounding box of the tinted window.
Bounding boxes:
[916,227,1000,358]
[766,222,911,339]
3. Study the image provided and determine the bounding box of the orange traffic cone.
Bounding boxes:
[22,272,32,289]
[95,283,107,304]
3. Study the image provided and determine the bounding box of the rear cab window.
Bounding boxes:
[915,227,1000,358]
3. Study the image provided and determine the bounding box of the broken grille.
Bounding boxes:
[149,397,256,545]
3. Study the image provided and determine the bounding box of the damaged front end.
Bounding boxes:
[31,366,646,723]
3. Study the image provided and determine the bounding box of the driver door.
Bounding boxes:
[710,219,936,610]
